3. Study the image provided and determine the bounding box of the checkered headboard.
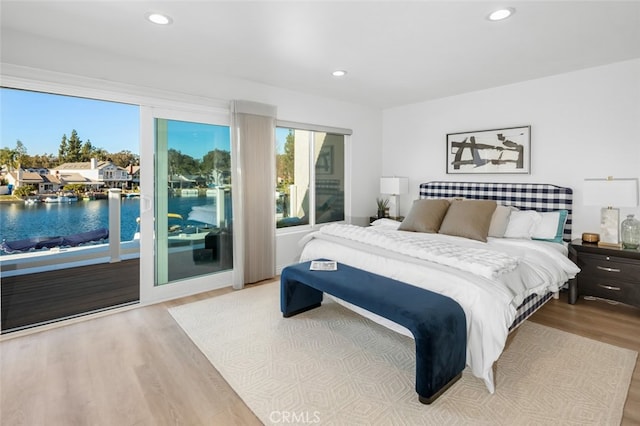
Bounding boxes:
[419,181,573,242]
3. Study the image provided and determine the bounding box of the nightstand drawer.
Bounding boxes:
[577,253,640,283]
[577,276,640,307]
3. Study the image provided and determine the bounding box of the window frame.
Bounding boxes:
[275,121,351,233]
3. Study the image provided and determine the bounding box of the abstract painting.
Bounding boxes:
[446,126,531,174]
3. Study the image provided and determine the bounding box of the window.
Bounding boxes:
[276,127,346,228]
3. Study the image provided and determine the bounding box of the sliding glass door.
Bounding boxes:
[139,107,233,302]
[0,85,235,330]
[0,88,140,332]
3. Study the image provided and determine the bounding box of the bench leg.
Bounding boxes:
[281,277,323,317]
[417,372,462,404]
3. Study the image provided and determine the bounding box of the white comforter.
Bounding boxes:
[299,220,580,393]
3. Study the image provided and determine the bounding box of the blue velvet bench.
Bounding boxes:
[280,260,466,404]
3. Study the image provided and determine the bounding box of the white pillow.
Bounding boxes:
[504,210,542,239]
[532,211,562,239]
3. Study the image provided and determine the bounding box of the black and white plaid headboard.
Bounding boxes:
[419,181,573,242]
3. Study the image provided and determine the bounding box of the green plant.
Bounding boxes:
[13,185,36,197]
[63,183,85,194]
[376,197,389,211]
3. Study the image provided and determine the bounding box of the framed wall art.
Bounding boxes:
[446,125,531,174]
[316,145,334,175]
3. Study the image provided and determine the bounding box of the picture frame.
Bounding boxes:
[446,125,531,174]
[316,145,334,175]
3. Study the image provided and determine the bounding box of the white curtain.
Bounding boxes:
[231,101,277,288]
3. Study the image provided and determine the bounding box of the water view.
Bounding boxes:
[0,196,217,254]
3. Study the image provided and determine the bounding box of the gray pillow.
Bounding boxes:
[438,200,497,242]
[488,205,516,238]
[398,199,451,233]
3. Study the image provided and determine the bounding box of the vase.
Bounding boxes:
[620,214,640,250]
[377,210,385,219]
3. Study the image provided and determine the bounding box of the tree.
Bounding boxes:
[167,149,199,176]
[0,147,17,171]
[58,134,68,163]
[92,148,109,161]
[109,150,139,168]
[13,185,36,197]
[30,153,58,169]
[63,183,85,194]
[202,149,231,185]
[14,140,28,167]
[80,139,94,162]
[276,130,295,190]
[66,129,82,162]
[0,140,28,170]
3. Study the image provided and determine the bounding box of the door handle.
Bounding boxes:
[597,283,621,291]
[596,265,621,273]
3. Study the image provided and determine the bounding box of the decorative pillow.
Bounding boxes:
[532,210,568,243]
[398,199,451,233]
[504,210,542,239]
[438,200,497,242]
[488,205,516,238]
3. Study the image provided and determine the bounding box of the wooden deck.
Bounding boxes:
[1,259,139,332]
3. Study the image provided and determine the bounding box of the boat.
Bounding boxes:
[24,197,39,205]
[44,194,78,203]
[180,188,199,197]
[0,228,109,254]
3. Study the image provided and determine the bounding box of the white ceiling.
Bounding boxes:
[1,1,639,109]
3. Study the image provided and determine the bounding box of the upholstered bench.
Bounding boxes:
[280,260,466,404]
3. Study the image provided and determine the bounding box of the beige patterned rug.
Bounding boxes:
[168,282,637,425]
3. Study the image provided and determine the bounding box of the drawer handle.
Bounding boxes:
[596,265,621,273]
[597,284,621,291]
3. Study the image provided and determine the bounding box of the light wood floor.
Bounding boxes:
[1,282,638,425]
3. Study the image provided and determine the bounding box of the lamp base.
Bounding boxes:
[598,207,620,248]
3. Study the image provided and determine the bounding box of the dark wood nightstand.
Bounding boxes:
[568,239,640,308]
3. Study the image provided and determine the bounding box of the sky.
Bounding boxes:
[0,88,233,160]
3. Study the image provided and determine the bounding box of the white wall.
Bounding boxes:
[382,59,640,239]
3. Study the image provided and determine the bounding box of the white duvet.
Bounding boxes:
[299,220,580,393]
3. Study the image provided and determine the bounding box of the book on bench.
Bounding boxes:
[309,260,337,271]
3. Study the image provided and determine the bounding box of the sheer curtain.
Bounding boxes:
[231,101,277,289]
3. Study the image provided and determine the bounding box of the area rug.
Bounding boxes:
[168,282,637,425]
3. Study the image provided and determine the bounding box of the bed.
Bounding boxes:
[298,181,580,393]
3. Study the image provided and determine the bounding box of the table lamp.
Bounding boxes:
[583,177,639,248]
[380,177,409,218]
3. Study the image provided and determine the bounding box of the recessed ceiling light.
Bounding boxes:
[332,70,347,77]
[146,12,173,25]
[488,8,515,21]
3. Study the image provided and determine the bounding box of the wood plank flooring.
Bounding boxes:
[1,283,638,425]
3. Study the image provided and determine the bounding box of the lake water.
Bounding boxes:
[0,196,219,249]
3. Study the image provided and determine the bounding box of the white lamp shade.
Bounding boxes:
[583,178,639,207]
[380,177,409,195]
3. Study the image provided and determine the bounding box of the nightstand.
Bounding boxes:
[568,239,640,308]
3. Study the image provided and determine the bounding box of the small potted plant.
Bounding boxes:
[376,197,389,219]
